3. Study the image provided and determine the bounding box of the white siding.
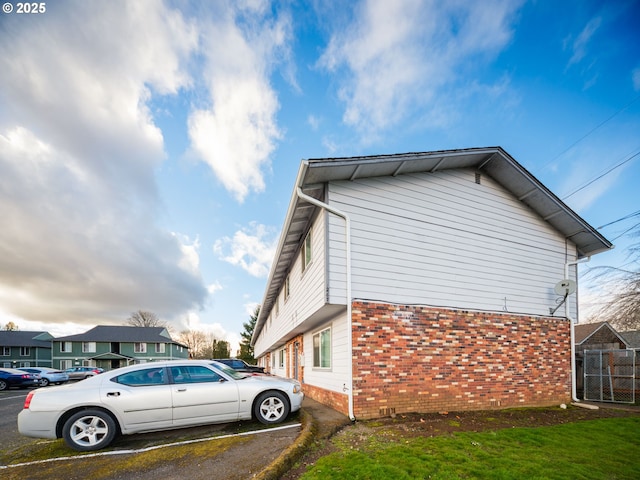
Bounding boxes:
[327,169,578,317]
[254,212,328,355]
[303,312,351,394]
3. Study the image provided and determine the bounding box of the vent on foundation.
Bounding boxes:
[380,407,396,417]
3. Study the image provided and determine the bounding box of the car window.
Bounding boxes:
[210,362,247,380]
[112,367,166,386]
[170,365,223,384]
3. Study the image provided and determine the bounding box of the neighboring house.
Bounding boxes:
[574,321,631,398]
[619,330,640,351]
[251,147,612,419]
[53,326,189,371]
[0,330,54,368]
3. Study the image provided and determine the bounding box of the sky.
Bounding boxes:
[1,0,639,351]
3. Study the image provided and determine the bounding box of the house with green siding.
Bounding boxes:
[53,325,188,371]
[0,330,53,368]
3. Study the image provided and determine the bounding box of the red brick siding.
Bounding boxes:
[352,301,571,419]
[302,383,350,416]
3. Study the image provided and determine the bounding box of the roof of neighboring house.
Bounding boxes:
[620,330,640,349]
[0,330,53,348]
[55,326,187,348]
[574,321,630,347]
[254,146,613,343]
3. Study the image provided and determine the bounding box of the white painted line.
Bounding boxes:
[0,394,27,401]
[0,422,302,470]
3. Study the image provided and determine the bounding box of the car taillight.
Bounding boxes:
[24,391,35,409]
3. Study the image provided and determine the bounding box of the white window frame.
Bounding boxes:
[134,342,147,354]
[20,347,30,356]
[1,346,9,356]
[82,342,96,353]
[302,228,312,271]
[60,359,72,369]
[284,275,290,300]
[313,327,331,369]
[155,343,165,354]
[60,341,72,352]
[279,348,286,368]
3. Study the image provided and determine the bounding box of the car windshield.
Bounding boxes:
[210,361,248,380]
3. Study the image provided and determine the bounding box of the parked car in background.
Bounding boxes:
[18,360,303,451]
[0,368,40,391]
[19,367,69,387]
[64,366,104,380]
[212,358,266,374]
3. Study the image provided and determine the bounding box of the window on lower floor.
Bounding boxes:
[279,348,286,368]
[20,347,30,356]
[60,359,72,369]
[313,327,331,368]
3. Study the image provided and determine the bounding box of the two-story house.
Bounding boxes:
[251,147,612,420]
[53,325,188,371]
[0,330,53,368]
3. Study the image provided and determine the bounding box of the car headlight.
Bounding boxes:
[292,383,302,394]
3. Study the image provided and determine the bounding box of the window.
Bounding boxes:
[114,367,165,386]
[313,327,331,368]
[170,365,222,384]
[60,342,72,352]
[82,342,96,353]
[271,353,276,369]
[1,347,9,356]
[284,275,290,300]
[155,343,165,354]
[279,348,286,368]
[275,296,280,316]
[20,347,30,356]
[302,229,312,271]
[60,359,72,369]
[134,342,147,353]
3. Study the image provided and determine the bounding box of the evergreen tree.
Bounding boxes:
[238,306,259,362]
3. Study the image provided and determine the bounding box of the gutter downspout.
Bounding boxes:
[296,167,355,421]
[566,256,591,402]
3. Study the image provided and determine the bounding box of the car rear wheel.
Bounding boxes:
[62,409,118,451]
[40,378,50,387]
[254,391,290,424]
[0,379,7,391]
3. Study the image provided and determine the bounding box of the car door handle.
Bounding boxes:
[177,388,187,392]
[107,392,120,397]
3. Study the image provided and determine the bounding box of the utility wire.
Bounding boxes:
[538,93,640,173]
[562,149,640,200]
[597,210,640,229]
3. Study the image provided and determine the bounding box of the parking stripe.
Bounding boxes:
[0,422,301,470]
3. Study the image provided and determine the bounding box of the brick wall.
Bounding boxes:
[302,383,349,415]
[351,301,572,419]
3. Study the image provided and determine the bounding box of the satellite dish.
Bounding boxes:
[554,279,576,296]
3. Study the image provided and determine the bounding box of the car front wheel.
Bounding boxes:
[254,391,290,424]
[0,379,7,391]
[62,409,118,451]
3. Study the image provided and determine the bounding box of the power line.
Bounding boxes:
[538,93,640,173]
[598,210,640,229]
[562,149,640,200]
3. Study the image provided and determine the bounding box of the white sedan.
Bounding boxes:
[18,360,303,451]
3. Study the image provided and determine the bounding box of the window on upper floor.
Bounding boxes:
[313,327,331,369]
[155,343,165,353]
[134,342,147,353]
[20,347,30,356]
[302,228,313,272]
[1,347,9,356]
[82,342,96,353]
[60,341,72,352]
[284,275,290,300]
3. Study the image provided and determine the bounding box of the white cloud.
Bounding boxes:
[187,5,292,202]
[0,1,206,326]
[565,17,602,68]
[317,0,523,140]
[213,222,278,278]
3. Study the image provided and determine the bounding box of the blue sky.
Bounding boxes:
[1,0,638,350]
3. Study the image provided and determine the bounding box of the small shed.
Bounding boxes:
[574,322,631,400]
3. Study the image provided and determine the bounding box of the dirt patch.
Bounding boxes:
[281,404,640,479]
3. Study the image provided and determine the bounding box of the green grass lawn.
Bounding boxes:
[300,417,640,479]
